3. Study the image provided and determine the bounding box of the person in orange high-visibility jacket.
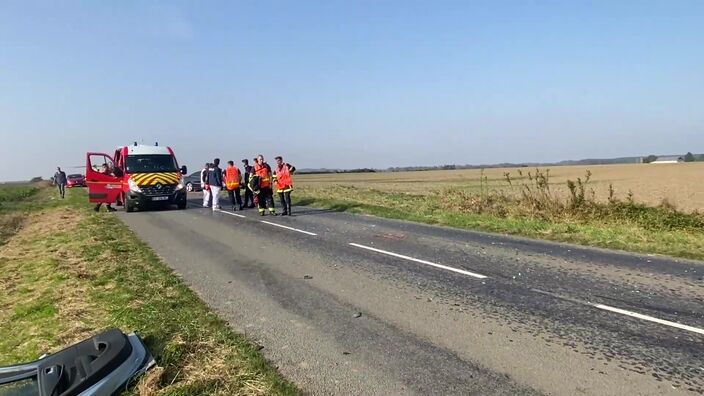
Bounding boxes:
[274,156,296,216]
[223,160,243,210]
[254,154,276,216]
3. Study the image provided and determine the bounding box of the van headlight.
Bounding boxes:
[176,177,185,190]
[128,179,143,193]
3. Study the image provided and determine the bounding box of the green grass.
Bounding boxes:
[0,184,299,395]
[0,184,39,204]
[294,185,704,261]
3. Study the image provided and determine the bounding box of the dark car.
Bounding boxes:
[183,171,203,192]
[66,173,86,188]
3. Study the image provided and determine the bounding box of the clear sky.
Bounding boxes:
[1,1,702,180]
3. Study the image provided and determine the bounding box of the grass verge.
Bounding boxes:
[294,179,704,262]
[0,183,299,395]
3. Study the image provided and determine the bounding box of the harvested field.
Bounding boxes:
[297,163,704,213]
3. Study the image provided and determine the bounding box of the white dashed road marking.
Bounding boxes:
[191,201,704,337]
[594,304,704,336]
[348,243,487,279]
[260,220,318,236]
[532,288,704,336]
[215,208,246,218]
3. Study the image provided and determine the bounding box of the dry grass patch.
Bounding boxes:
[0,207,105,363]
[1,185,298,395]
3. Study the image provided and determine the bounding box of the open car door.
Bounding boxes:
[86,153,123,204]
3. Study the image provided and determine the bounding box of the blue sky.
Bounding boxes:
[1,1,702,180]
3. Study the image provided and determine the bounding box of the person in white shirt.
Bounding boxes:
[201,162,211,207]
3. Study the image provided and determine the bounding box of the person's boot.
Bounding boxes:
[287,204,292,216]
[107,206,116,212]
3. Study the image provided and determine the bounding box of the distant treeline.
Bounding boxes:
[297,153,704,175]
[297,168,377,175]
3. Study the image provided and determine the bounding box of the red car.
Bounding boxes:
[66,173,86,187]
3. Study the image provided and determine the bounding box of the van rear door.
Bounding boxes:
[86,152,123,204]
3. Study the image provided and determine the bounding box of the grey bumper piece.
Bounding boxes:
[0,328,155,396]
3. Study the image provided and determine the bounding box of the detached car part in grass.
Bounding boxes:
[0,328,154,396]
[86,143,188,212]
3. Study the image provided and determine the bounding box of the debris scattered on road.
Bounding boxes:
[303,275,313,280]
[353,312,362,318]
[342,351,351,355]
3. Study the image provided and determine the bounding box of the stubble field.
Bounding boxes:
[297,162,704,213]
[293,162,704,260]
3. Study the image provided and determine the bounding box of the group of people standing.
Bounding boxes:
[200,154,296,216]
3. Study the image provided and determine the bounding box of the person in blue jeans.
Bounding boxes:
[53,167,67,199]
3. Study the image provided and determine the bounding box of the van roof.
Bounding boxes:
[122,145,171,156]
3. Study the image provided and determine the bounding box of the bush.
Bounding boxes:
[439,168,704,232]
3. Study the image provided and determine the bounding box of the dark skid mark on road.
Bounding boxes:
[251,261,539,395]
[174,200,704,392]
[305,206,704,281]
[296,234,704,393]
[159,207,540,394]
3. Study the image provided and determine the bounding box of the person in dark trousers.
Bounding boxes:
[241,159,255,208]
[223,160,243,210]
[54,167,67,199]
[254,154,276,216]
[94,164,116,212]
[208,158,224,210]
[274,156,296,216]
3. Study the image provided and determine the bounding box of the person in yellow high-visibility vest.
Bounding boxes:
[223,160,243,210]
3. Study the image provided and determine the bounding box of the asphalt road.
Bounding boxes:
[117,198,704,395]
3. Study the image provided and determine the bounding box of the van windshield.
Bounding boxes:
[126,155,178,173]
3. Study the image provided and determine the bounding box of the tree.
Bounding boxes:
[642,155,658,163]
[684,152,696,162]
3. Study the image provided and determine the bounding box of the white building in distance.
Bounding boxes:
[651,155,684,164]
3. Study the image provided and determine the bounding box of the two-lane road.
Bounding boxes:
[117,199,704,395]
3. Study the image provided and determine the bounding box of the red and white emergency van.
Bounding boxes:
[86,143,188,212]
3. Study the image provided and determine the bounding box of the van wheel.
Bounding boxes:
[177,200,187,210]
[126,198,136,213]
